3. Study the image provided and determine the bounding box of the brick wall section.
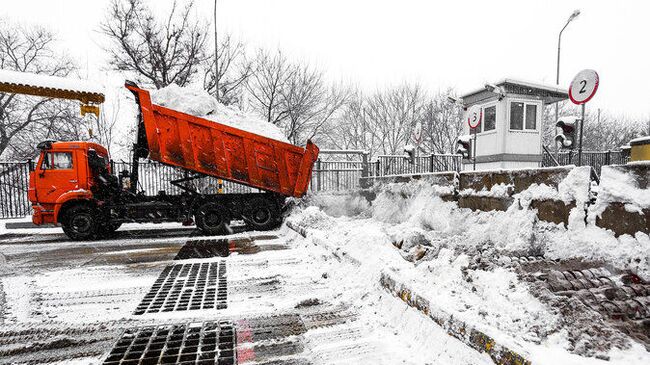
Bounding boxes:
[362,165,649,236]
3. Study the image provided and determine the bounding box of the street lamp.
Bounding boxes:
[555,9,581,124]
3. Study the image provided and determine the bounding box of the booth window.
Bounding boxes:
[510,102,538,131]
[525,104,537,129]
[483,105,496,131]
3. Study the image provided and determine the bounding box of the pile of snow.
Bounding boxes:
[151,84,289,143]
[305,192,370,218]
[289,173,650,363]
[592,164,650,215]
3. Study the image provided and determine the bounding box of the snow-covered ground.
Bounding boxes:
[0,221,495,364]
[289,181,650,364]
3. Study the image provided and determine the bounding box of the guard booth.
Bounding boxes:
[460,78,568,170]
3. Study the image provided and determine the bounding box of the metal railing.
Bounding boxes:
[371,154,462,177]
[0,161,33,219]
[4,149,584,219]
[542,150,629,175]
[111,161,256,195]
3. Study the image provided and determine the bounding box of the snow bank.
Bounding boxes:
[287,172,650,363]
[305,192,370,217]
[593,164,650,214]
[151,84,289,143]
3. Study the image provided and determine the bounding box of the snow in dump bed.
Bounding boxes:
[0,69,104,95]
[151,84,289,143]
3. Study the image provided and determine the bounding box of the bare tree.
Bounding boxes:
[101,0,207,89]
[365,83,426,155]
[0,22,82,159]
[203,34,252,106]
[420,89,464,154]
[542,102,647,151]
[279,63,349,145]
[327,89,379,154]
[245,50,293,125]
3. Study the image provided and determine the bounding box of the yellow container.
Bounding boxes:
[630,136,650,161]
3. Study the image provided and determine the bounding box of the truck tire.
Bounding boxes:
[244,196,281,231]
[61,204,99,240]
[195,202,231,235]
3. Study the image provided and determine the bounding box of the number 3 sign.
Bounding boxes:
[569,69,599,105]
[467,105,482,129]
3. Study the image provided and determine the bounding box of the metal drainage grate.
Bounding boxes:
[174,239,230,260]
[103,321,236,365]
[134,261,227,315]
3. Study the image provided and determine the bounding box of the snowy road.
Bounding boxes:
[0,224,493,364]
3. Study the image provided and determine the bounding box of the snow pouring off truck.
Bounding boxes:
[15,79,319,240]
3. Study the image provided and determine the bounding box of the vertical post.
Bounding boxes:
[472,127,477,171]
[578,103,585,166]
[213,0,219,102]
[316,159,321,192]
[429,153,434,172]
[361,152,369,178]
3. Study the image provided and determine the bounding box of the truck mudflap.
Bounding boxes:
[125,83,319,198]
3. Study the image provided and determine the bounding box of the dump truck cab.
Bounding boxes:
[29,141,111,227]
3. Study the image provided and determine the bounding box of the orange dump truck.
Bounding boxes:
[28,82,319,240]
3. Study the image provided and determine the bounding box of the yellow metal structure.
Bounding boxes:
[80,104,101,118]
[0,79,104,117]
[630,138,650,162]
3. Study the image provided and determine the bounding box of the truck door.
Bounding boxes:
[33,150,80,204]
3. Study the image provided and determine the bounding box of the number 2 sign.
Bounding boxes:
[569,69,599,105]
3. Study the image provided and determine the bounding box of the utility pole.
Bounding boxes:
[214,0,219,102]
[555,10,581,124]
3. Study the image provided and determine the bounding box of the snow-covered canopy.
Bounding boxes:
[0,69,104,103]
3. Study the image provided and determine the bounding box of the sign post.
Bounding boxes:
[467,105,482,171]
[569,69,599,166]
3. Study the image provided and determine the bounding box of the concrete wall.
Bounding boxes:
[591,163,650,236]
[363,164,649,237]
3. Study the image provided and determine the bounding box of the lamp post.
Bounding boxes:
[214,0,219,102]
[555,9,581,124]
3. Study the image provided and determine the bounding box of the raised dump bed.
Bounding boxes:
[126,83,319,198]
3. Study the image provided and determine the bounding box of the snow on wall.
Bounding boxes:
[151,84,289,143]
[593,163,650,215]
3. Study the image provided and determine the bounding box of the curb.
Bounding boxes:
[287,221,533,365]
[380,272,532,365]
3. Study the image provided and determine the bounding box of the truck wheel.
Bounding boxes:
[195,202,231,235]
[61,205,99,240]
[245,196,281,231]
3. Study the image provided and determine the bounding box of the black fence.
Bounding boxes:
[0,162,32,219]
[1,149,626,219]
[111,161,256,195]
[542,150,629,175]
[370,154,462,176]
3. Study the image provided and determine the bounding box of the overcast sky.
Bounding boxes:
[2,0,649,119]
